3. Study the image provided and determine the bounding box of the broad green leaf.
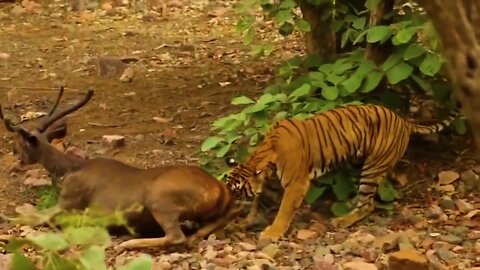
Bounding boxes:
[340,75,362,93]
[366,26,392,43]
[212,116,235,130]
[378,180,399,202]
[403,43,426,60]
[332,58,354,74]
[305,186,326,204]
[295,18,311,32]
[322,86,339,101]
[420,53,443,76]
[331,202,352,217]
[231,96,255,105]
[352,29,368,45]
[326,74,347,85]
[79,246,107,270]
[279,22,294,36]
[309,71,325,81]
[11,252,36,270]
[274,111,288,121]
[275,10,292,24]
[64,226,110,247]
[386,61,414,84]
[45,253,77,270]
[352,16,366,30]
[243,102,267,114]
[381,53,402,71]
[117,255,153,270]
[216,144,231,158]
[412,75,431,92]
[201,136,223,151]
[333,175,355,201]
[27,233,69,251]
[431,82,451,101]
[289,83,311,99]
[360,71,384,93]
[453,118,467,135]
[279,0,296,9]
[258,93,278,105]
[392,27,418,45]
[341,29,351,49]
[319,63,333,74]
[365,0,381,10]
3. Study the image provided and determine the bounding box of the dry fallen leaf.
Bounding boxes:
[438,170,460,185]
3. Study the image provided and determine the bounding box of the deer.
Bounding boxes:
[0,87,242,250]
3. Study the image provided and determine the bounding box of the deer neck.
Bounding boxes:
[37,142,87,178]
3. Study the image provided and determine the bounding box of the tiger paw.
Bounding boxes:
[259,226,283,242]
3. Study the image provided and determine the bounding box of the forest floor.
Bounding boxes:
[0,0,479,269]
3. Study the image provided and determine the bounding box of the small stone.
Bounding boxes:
[238,242,256,251]
[297,229,318,240]
[388,250,428,270]
[435,248,456,262]
[438,170,460,185]
[432,241,452,250]
[426,205,445,219]
[436,184,455,193]
[460,169,480,191]
[374,232,400,252]
[439,196,455,210]
[328,244,343,254]
[454,199,474,213]
[342,261,377,270]
[438,234,463,245]
[153,116,171,123]
[102,135,125,148]
[24,176,51,186]
[314,245,331,257]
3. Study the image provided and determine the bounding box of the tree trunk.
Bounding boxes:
[416,0,480,150]
[297,0,337,62]
[365,0,394,65]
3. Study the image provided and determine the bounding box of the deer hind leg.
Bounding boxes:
[187,205,243,247]
[118,209,186,250]
[331,162,388,228]
[259,176,310,241]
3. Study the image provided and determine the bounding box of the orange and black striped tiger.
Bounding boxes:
[225,103,458,241]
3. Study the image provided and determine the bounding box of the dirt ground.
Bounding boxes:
[0,0,479,269]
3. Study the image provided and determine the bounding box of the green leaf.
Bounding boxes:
[258,93,277,105]
[201,137,223,152]
[331,202,352,217]
[249,133,259,145]
[412,75,431,92]
[243,102,267,114]
[386,62,414,84]
[27,233,69,251]
[275,9,292,24]
[294,18,311,32]
[403,43,426,60]
[332,174,355,201]
[79,246,107,270]
[289,83,311,99]
[321,86,339,101]
[279,0,296,9]
[64,226,110,247]
[352,29,368,45]
[381,53,402,71]
[431,82,451,101]
[309,71,325,81]
[304,186,326,204]
[216,144,231,158]
[453,118,467,135]
[352,16,366,30]
[360,71,384,93]
[279,22,294,36]
[366,26,392,43]
[341,29,351,49]
[117,255,153,270]
[392,27,418,45]
[332,58,355,74]
[340,75,362,93]
[378,180,399,202]
[319,63,333,74]
[420,53,443,76]
[231,96,255,105]
[11,251,36,270]
[45,253,77,270]
[244,27,255,45]
[365,0,381,10]
[326,74,347,85]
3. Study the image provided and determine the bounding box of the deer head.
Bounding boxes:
[1,87,94,166]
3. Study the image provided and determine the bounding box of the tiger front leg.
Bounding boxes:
[259,179,309,242]
[331,174,383,228]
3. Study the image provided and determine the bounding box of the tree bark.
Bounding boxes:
[297,0,337,62]
[415,0,480,149]
[365,0,395,65]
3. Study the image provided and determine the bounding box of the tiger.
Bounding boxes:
[225,103,459,241]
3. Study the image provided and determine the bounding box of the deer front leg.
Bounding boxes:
[259,178,309,242]
[118,210,185,250]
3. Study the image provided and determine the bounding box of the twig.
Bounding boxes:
[88,122,125,128]
[0,86,84,92]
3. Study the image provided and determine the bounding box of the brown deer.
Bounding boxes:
[1,87,242,249]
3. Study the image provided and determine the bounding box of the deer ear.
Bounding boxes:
[44,118,67,143]
[225,157,238,167]
[17,128,38,147]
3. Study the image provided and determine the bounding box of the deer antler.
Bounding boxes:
[47,86,65,117]
[36,89,94,133]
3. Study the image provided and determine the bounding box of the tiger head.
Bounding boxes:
[224,157,273,198]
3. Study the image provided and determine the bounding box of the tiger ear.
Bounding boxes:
[225,157,238,167]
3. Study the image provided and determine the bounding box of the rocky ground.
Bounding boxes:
[0,0,479,269]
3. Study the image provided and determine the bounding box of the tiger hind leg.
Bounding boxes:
[331,170,387,228]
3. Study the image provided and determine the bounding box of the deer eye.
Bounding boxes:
[254,170,261,176]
